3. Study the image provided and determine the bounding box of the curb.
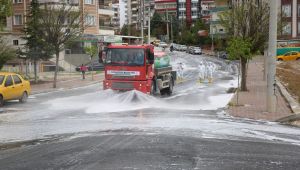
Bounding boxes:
[276,114,300,123]
[275,78,300,122]
[31,81,103,95]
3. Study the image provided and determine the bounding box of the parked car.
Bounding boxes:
[192,47,202,54]
[217,51,228,59]
[180,45,187,51]
[173,44,180,51]
[158,42,168,48]
[187,46,194,53]
[0,72,31,106]
[277,51,300,61]
[76,62,104,72]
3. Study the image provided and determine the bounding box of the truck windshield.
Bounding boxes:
[106,48,145,66]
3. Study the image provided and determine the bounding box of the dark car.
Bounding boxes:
[75,62,104,72]
[218,51,228,59]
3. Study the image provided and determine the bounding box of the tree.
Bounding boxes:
[36,1,84,88]
[121,24,129,35]
[0,38,15,69]
[84,45,98,80]
[23,0,54,83]
[0,0,12,30]
[219,1,270,91]
[150,12,166,38]
[227,37,251,91]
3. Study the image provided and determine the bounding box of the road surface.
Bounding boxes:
[0,51,300,170]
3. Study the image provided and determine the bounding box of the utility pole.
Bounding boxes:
[148,6,151,44]
[170,15,173,43]
[267,0,277,113]
[166,9,169,42]
[140,0,144,44]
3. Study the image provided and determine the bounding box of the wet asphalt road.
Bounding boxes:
[0,52,300,170]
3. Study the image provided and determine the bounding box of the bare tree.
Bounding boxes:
[37,1,85,88]
[219,1,270,91]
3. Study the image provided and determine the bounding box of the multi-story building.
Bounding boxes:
[155,0,177,16]
[279,0,300,40]
[112,2,120,33]
[209,0,229,38]
[119,0,128,27]
[201,0,215,22]
[99,0,115,35]
[127,0,138,27]
[1,0,115,72]
[177,0,202,26]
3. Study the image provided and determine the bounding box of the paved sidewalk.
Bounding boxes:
[31,73,104,94]
[227,57,293,121]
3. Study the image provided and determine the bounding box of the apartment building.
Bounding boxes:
[201,0,215,22]
[99,0,115,35]
[119,0,128,27]
[1,0,115,72]
[279,0,300,40]
[112,2,120,32]
[209,0,229,38]
[155,0,177,16]
[177,0,202,26]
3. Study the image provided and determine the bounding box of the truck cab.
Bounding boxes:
[102,44,175,95]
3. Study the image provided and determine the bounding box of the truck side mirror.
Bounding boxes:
[147,49,154,64]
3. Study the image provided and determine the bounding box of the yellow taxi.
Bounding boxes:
[0,72,31,106]
[277,51,300,61]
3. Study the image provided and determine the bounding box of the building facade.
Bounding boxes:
[279,0,300,40]
[1,0,115,72]
[201,0,215,22]
[177,0,202,26]
[209,0,228,38]
[155,0,177,16]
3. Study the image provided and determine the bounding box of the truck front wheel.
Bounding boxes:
[165,77,174,95]
[150,80,156,95]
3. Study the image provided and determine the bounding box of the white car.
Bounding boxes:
[192,47,202,54]
[158,42,168,48]
[180,45,187,51]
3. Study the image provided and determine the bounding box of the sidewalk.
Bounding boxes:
[31,72,104,94]
[227,57,293,121]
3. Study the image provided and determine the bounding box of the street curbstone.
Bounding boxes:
[275,78,300,123]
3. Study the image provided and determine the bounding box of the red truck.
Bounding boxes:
[102,44,176,95]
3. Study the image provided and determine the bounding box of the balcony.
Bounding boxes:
[99,7,114,16]
[38,0,79,4]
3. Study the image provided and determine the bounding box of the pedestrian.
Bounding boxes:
[177,62,184,81]
[170,44,174,52]
[207,63,215,83]
[80,64,88,80]
[198,61,205,83]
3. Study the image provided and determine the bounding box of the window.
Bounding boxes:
[5,76,13,87]
[282,4,291,17]
[84,0,93,4]
[283,22,292,35]
[13,40,19,46]
[13,75,22,85]
[85,15,96,26]
[14,15,22,25]
[179,3,185,8]
[0,76,4,85]
[14,0,22,3]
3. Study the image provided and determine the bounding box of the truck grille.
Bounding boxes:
[111,82,134,89]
